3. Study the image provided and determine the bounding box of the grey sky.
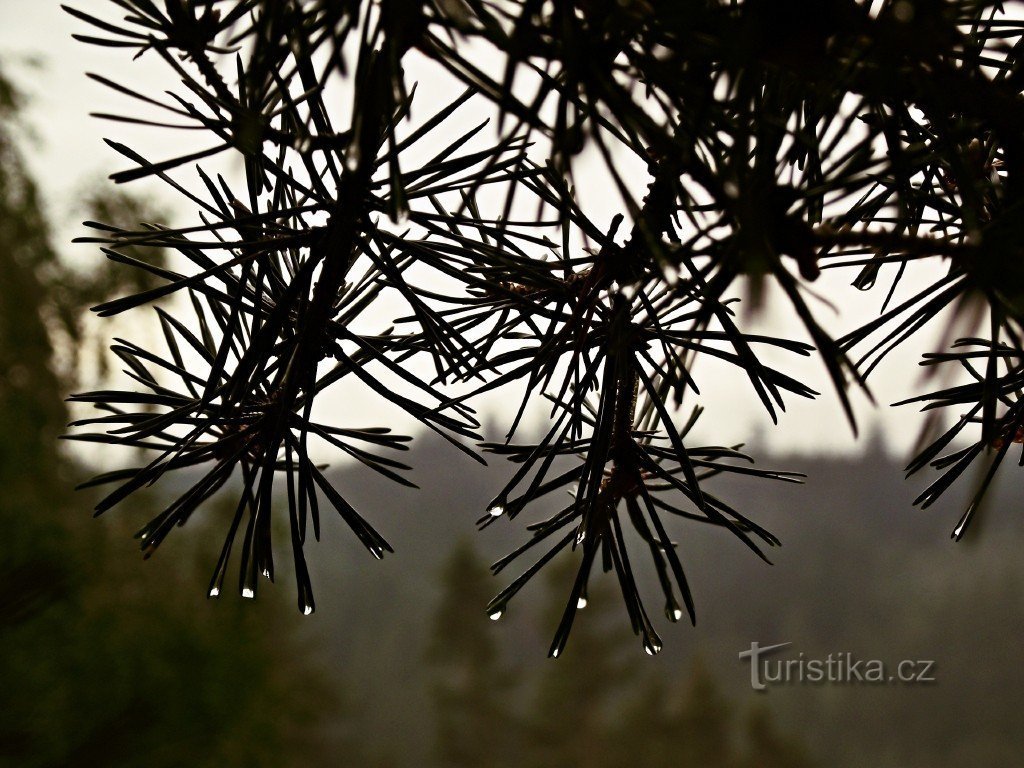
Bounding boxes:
[0,1,965,463]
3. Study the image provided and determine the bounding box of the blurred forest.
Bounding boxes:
[3,55,1024,766]
[301,428,1024,768]
[0,65,328,767]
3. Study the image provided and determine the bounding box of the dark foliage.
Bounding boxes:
[66,1,1024,654]
[0,64,331,767]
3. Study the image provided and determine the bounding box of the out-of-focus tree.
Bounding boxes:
[0,63,332,768]
[522,557,635,768]
[425,539,520,768]
[614,658,815,768]
[613,659,735,768]
[738,706,815,768]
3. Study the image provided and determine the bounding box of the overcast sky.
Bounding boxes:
[0,1,969,465]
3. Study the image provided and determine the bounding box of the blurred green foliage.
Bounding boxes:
[0,64,331,768]
[425,538,520,768]
[425,543,815,768]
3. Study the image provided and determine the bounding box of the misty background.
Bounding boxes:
[1,2,1022,767]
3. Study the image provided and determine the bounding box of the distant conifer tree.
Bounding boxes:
[425,539,519,767]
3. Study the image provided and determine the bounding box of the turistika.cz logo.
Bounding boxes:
[738,642,936,691]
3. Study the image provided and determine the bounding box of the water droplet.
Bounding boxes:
[302,604,314,616]
[643,637,663,656]
[610,280,621,294]
[663,264,680,286]
[576,597,588,609]
[241,587,255,599]
[208,586,220,598]
[261,568,271,579]
[576,529,586,545]
[487,502,505,518]
[393,207,409,226]
[723,181,739,199]
[551,648,561,658]
[489,609,504,621]
[953,517,969,539]
[370,546,384,560]
[668,607,684,622]
[345,147,361,172]
[140,532,149,540]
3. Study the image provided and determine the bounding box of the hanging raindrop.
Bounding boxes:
[489,609,504,621]
[208,586,220,598]
[487,502,505,518]
[576,596,588,609]
[302,604,314,616]
[241,587,255,599]
[344,146,361,172]
[643,636,663,656]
